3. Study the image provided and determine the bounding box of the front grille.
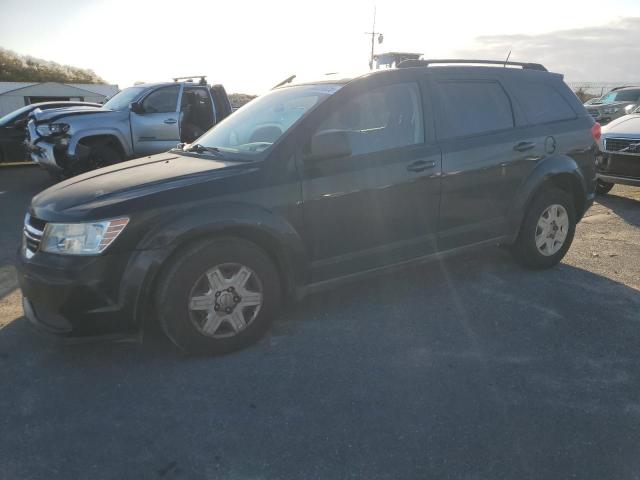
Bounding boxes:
[23,214,46,258]
[589,110,600,118]
[604,137,640,153]
[606,154,640,178]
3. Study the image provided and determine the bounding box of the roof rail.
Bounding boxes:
[173,76,208,85]
[397,59,548,71]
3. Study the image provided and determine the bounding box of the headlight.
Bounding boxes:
[625,104,636,113]
[36,123,69,137]
[41,218,129,255]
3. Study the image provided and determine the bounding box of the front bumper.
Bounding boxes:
[596,151,640,186]
[15,247,158,340]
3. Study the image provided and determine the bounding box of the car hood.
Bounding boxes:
[31,152,255,216]
[602,114,640,136]
[31,105,112,122]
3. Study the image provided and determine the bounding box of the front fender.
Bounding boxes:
[507,154,587,233]
[68,128,132,157]
[142,200,306,287]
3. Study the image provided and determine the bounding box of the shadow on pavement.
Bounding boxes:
[597,190,640,228]
[1,248,639,479]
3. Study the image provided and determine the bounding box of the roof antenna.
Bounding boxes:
[503,50,512,67]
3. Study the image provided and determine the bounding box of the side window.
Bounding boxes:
[315,82,424,156]
[510,82,576,124]
[142,85,180,113]
[437,80,514,139]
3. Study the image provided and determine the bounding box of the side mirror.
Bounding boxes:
[305,130,351,163]
[130,101,144,114]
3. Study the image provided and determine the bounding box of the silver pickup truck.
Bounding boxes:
[26,76,232,178]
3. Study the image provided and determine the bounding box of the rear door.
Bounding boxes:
[131,84,182,155]
[431,74,527,250]
[300,75,442,282]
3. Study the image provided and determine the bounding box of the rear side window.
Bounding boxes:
[436,80,514,139]
[510,82,576,124]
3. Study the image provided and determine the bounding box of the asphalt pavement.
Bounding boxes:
[0,167,639,479]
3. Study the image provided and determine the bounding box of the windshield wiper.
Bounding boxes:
[184,143,225,157]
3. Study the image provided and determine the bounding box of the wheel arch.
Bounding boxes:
[508,154,588,238]
[130,209,308,332]
[68,130,131,158]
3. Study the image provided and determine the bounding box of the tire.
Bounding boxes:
[595,179,614,195]
[75,144,122,175]
[155,238,282,355]
[511,187,576,270]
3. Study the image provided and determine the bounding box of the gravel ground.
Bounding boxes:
[0,167,639,479]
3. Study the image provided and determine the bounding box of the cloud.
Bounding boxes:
[455,17,640,82]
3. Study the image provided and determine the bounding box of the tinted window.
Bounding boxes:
[316,82,424,156]
[601,89,640,103]
[142,85,180,113]
[437,81,513,138]
[511,82,576,124]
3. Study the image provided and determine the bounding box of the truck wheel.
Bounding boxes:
[81,144,122,173]
[155,238,282,355]
[511,187,576,270]
[595,179,614,195]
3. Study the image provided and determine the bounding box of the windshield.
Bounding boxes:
[192,84,342,156]
[0,104,32,126]
[599,89,640,104]
[102,86,146,110]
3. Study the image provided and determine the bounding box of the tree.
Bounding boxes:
[0,47,105,83]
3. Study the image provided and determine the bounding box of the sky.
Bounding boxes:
[1,0,640,94]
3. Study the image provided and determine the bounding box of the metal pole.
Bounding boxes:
[370,7,376,70]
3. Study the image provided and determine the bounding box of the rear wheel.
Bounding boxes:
[156,238,282,355]
[511,187,576,270]
[595,179,614,195]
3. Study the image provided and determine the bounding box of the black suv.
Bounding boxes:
[17,60,598,355]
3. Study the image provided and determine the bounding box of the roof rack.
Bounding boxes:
[397,59,547,71]
[173,76,208,86]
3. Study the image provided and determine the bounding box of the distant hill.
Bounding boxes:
[229,93,256,109]
[0,47,105,84]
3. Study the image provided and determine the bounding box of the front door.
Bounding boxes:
[300,78,442,283]
[131,84,182,156]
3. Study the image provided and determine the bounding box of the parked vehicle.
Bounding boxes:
[595,106,640,194]
[0,101,100,162]
[17,60,597,355]
[25,76,232,178]
[584,86,640,125]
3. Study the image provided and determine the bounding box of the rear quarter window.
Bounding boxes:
[510,81,577,124]
[436,80,514,139]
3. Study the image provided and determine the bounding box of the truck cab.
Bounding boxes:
[26,76,232,178]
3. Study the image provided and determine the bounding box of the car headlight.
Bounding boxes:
[36,123,69,137]
[625,104,636,113]
[41,218,129,255]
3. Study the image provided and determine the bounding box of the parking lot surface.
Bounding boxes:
[1,167,639,479]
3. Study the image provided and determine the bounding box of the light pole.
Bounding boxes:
[365,7,383,70]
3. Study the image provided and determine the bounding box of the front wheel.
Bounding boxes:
[595,179,614,195]
[156,238,282,355]
[511,187,576,270]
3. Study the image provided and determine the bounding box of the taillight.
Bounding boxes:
[591,122,601,142]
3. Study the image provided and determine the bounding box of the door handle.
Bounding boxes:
[164,118,178,124]
[513,141,535,152]
[406,160,436,172]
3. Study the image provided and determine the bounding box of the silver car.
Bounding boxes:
[596,106,640,193]
[26,78,231,178]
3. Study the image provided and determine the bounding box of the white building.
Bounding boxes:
[0,82,119,116]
